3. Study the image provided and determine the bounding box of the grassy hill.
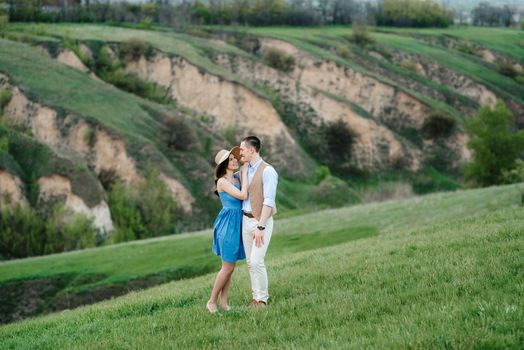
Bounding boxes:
[1,23,523,270]
[0,183,522,348]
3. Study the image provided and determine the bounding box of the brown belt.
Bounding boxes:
[243,212,255,218]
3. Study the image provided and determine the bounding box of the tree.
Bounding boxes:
[471,2,516,27]
[465,101,524,186]
[377,0,452,28]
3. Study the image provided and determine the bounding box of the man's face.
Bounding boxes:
[239,141,253,164]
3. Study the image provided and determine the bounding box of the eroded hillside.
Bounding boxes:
[1,23,522,249]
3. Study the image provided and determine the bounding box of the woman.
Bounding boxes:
[207,146,249,313]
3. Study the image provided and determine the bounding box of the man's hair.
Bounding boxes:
[242,136,261,153]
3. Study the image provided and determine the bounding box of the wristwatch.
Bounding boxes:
[257,225,266,231]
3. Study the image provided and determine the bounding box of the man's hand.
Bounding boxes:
[253,228,264,248]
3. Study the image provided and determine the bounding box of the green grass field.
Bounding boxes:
[1,183,522,348]
[380,26,524,63]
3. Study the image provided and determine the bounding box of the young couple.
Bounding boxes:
[207,135,278,313]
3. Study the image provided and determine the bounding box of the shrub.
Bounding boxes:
[44,205,97,254]
[457,41,476,55]
[412,168,460,194]
[138,17,153,30]
[0,205,44,259]
[60,215,97,251]
[0,15,8,31]
[313,176,360,208]
[351,25,375,47]
[97,45,120,71]
[120,38,152,60]
[421,111,456,139]
[321,119,355,174]
[99,69,168,104]
[0,135,8,153]
[516,75,524,85]
[465,101,524,186]
[400,59,418,72]
[0,89,12,110]
[163,115,199,151]
[108,167,177,241]
[501,159,524,184]
[497,61,518,78]
[263,49,295,73]
[314,165,331,184]
[336,46,353,60]
[108,181,144,242]
[138,166,177,238]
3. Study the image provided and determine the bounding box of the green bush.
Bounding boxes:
[496,61,518,78]
[138,167,177,238]
[99,69,168,104]
[108,167,177,241]
[313,176,360,208]
[465,101,524,186]
[0,15,8,31]
[44,205,97,254]
[163,115,199,151]
[421,111,456,139]
[120,38,153,60]
[412,168,459,194]
[351,25,375,47]
[321,119,355,174]
[263,49,295,73]
[108,181,144,242]
[400,59,418,73]
[0,205,44,259]
[457,41,476,55]
[336,46,353,60]
[138,17,153,30]
[0,89,12,110]
[501,159,524,184]
[314,165,331,184]
[97,45,120,71]
[515,75,524,85]
[0,135,8,153]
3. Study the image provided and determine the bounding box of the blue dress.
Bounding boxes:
[212,175,246,263]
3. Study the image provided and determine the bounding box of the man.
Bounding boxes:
[239,136,278,308]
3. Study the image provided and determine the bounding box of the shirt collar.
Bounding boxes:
[249,157,263,169]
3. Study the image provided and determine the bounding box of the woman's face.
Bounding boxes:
[227,154,239,170]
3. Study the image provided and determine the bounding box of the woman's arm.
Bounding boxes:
[217,171,248,200]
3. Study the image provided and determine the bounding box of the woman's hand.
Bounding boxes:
[241,164,249,177]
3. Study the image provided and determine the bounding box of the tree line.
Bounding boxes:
[2,0,456,28]
[471,2,521,27]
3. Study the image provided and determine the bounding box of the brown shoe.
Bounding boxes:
[248,299,259,307]
[256,300,267,308]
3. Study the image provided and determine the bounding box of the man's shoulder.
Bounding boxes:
[262,163,278,176]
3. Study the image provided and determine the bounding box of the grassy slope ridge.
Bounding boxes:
[0,183,523,348]
[238,26,524,106]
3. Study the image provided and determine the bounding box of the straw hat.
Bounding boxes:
[214,146,241,166]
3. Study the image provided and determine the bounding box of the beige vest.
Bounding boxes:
[249,162,277,221]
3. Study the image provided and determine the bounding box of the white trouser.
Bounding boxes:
[242,216,274,303]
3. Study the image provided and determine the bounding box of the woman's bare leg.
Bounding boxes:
[220,272,233,309]
[209,261,235,307]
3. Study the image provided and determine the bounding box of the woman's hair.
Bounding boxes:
[214,157,229,196]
